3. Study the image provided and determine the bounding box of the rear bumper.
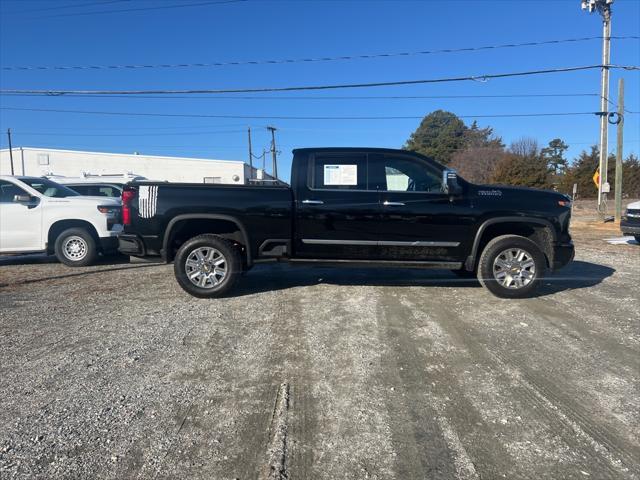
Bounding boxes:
[553,241,575,270]
[99,236,119,253]
[118,233,146,256]
[620,219,640,236]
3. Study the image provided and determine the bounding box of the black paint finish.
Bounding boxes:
[119,147,574,272]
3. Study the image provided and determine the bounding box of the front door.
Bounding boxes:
[368,153,474,261]
[0,180,43,252]
[295,152,380,259]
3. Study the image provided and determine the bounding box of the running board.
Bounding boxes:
[287,258,463,269]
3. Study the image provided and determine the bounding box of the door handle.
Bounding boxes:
[302,199,324,205]
[383,201,405,206]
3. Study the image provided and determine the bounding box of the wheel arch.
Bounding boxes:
[47,219,100,254]
[162,214,252,265]
[466,217,557,271]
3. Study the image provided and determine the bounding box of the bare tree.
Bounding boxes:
[509,137,539,158]
[449,146,506,184]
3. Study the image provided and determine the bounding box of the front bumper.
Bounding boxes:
[118,233,146,256]
[553,241,575,270]
[620,219,640,236]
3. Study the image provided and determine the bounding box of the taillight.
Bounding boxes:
[121,188,136,226]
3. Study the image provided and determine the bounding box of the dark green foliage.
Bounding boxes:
[491,138,551,189]
[404,111,637,195]
[541,138,569,175]
[403,110,469,165]
[558,147,640,199]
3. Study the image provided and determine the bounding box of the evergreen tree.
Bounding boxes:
[403,110,467,165]
[541,138,569,175]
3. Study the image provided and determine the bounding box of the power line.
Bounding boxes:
[3,106,634,120]
[0,92,603,100]
[7,129,246,137]
[3,65,638,96]
[2,0,129,14]
[34,0,247,19]
[3,36,638,71]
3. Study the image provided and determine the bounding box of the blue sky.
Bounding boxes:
[1,0,639,181]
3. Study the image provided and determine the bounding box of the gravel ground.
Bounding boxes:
[0,226,638,479]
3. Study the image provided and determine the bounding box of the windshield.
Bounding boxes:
[20,178,80,198]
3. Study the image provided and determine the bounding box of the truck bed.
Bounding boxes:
[123,182,293,260]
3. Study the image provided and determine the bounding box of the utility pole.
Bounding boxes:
[614,78,624,223]
[7,128,14,175]
[582,0,613,217]
[247,126,253,179]
[267,126,278,180]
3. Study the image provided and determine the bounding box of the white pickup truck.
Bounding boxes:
[0,176,122,266]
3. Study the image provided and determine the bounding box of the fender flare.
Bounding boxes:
[465,216,557,270]
[162,214,252,265]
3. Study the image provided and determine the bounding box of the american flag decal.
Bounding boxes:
[138,185,158,218]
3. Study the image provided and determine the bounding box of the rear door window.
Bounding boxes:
[310,154,368,190]
[68,185,91,195]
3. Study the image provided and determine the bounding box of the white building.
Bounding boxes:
[0,147,270,184]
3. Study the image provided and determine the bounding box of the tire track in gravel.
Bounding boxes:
[293,280,397,479]
[448,287,640,465]
[137,287,287,480]
[401,289,638,479]
[377,287,524,479]
[374,288,468,480]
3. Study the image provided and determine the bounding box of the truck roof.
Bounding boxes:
[292,147,413,155]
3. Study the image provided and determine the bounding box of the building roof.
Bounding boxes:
[0,147,244,165]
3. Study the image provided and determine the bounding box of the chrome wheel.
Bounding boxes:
[62,236,88,261]
[185,247,227,289]
[493,248,536,289]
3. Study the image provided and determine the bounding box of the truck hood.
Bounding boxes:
[626,200,640,209]
[475,184,568,201]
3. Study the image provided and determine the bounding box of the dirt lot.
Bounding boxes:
[0,217,639,479]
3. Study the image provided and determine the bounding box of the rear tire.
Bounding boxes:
[174,234,242,298]
[54,228,98,267]
[477,234,545,299]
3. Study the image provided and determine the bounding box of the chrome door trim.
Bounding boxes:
[301,239,459,247]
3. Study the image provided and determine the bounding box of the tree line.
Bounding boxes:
[403,110,640,198]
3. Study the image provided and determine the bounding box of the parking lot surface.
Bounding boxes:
[0,226,638,479]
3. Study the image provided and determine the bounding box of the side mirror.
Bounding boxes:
[13,194,32,203]
[442,169,462,196]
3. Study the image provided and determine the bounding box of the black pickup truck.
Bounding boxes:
[118,147,574,298]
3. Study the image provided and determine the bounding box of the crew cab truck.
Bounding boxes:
[118,147,575,299]
[0,176,122,266]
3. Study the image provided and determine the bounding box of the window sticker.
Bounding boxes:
[323,164,357,186]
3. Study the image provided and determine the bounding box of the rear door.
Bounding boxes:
[369,153,474,261]
[294,152,380,259]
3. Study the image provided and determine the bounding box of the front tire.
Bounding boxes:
[54,228,98,267]
[477,235,545,299]
[174,234,242,298]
